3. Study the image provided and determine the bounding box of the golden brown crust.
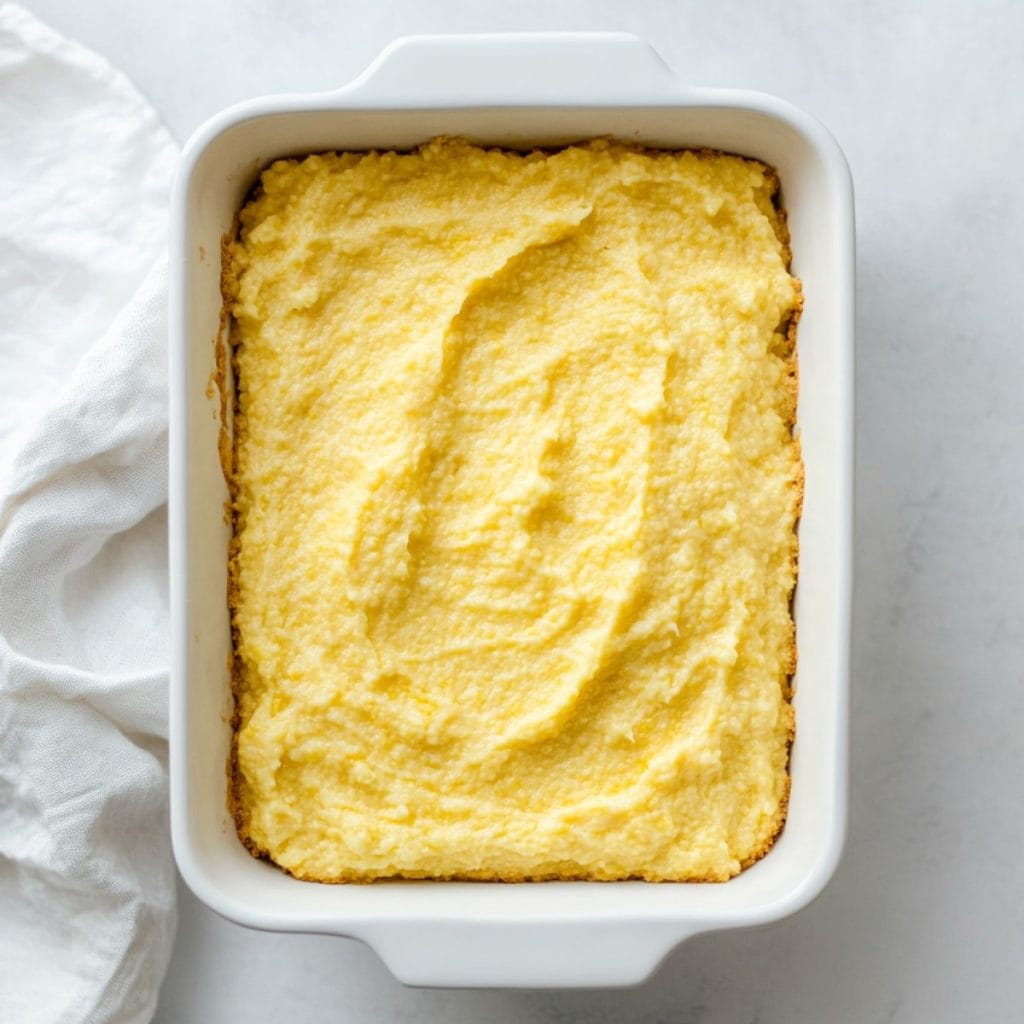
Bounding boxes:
[732,168,799,868]
[222,221,253,848]
[224,140,801,883]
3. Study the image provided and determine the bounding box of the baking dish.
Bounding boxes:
[169,32,853,989]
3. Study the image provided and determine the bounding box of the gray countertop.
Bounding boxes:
[24,0,1024,1019]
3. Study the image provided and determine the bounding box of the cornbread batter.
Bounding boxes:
[227,138,801,882]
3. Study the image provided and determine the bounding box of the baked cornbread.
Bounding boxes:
[226,137,801,883]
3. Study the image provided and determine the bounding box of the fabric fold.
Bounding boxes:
[0,6,178,1022]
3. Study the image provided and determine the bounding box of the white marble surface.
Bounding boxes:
[23,0,1024,1019]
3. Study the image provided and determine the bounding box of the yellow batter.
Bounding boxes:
[227,138,801,882]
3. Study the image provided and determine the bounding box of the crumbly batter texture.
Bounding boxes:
[226,138,801,882]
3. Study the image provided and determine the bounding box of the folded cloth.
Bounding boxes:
[0,6,178,1022]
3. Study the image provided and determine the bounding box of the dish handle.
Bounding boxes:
[359,918,697,988]
[340,32,689,107]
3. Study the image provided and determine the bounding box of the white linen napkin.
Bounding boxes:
[0,6,178,1022]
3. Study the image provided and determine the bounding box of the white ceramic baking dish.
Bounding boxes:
[169,32,853,989]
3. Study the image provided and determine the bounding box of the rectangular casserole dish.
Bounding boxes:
[169,32,854,989]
